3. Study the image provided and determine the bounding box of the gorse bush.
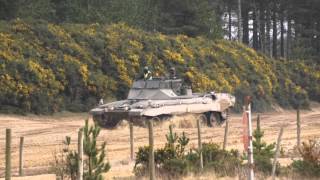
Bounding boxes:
[0,20,319,114]
[291,139,320,177]
[134,126,242,178]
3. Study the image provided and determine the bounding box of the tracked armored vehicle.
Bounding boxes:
[90,77,235,129]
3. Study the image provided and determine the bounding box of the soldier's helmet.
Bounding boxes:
[144,66,149,73]
[169,67,176,79]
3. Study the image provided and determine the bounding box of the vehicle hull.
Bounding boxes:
[90,93,235,128]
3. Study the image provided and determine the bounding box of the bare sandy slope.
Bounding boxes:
[0,107,320,179]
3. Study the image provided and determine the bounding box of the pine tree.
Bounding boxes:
[0,0,19,20]
[272,0,278,59]
[83,119,110,180]
[165,125,178,150]
[177,132,189,158]
[252,0,259,50]
[241,0,250,45]
[253,122,276,174]
[63,136,78,180]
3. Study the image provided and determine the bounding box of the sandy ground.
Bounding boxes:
[0,107,320,179]
[0,174,56,180]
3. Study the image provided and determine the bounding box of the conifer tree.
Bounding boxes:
[83,119,110,180]
[177,132,189,158]
[63,136,78,180]
[253,122,276,174]
[166,125,178,150]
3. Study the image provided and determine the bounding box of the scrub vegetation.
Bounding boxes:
[0,20,319,114]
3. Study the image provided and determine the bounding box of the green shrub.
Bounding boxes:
[163,158,188,176]
[133,127,190,178]
[134,127,243,178]
[202,143,242,176]
[133,146,150,177]
[291,139,320,177]
[291,160,320,177]
[252,124,277,175]
[52,136,78,180]
[52,120,110,180]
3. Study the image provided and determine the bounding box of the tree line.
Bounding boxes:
[223,0,320,62]
[1,0,319,62]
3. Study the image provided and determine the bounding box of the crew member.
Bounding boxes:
[169,67,177,79]
[142,66,152,80]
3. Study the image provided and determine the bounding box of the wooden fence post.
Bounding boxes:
[257,114,261,131]
[148,120,155,180]
[19,137,24,176]
[223,119,229,150]
[272,127,284,180]
[296,108,301,149]
[130,122,134,160]
[197,119,203,170]
[77,128,83,180]
[5,129,11,180]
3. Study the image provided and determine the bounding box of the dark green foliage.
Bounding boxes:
[134,127,188,178]
[177,132,189,158]
[63,136,78,180]
[133,146,150,177]
[134,127,242,178]
[165,125,178,150]
[53,136,78,180]
[253,125,277,175]
[162,158,188,177]
[291,160,320,177]
[0,0,222,38]
[83,119,110,180]
[155,0,222,38]
[1,0,320,65]
[202,143,242,176]
[53,121,110,180]
[291,139,320,177]
[0,0,19,20]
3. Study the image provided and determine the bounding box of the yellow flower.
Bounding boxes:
[163,50,185,64]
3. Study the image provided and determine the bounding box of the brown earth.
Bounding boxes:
[0,106,320,179]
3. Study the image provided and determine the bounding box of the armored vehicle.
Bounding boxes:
[90,77,235,129]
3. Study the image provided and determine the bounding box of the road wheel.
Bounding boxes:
[131,117,146,127]
[221,109,229,120]
[94,114,122,129]
[151,116,162,126]
[136,116,162,127]
[198,114,208,127]
[92,114,103,125]
[206,112,220,127]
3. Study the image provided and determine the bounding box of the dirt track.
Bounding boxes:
[0,107,320,178]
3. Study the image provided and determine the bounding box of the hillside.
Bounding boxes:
[0,19,319,114]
